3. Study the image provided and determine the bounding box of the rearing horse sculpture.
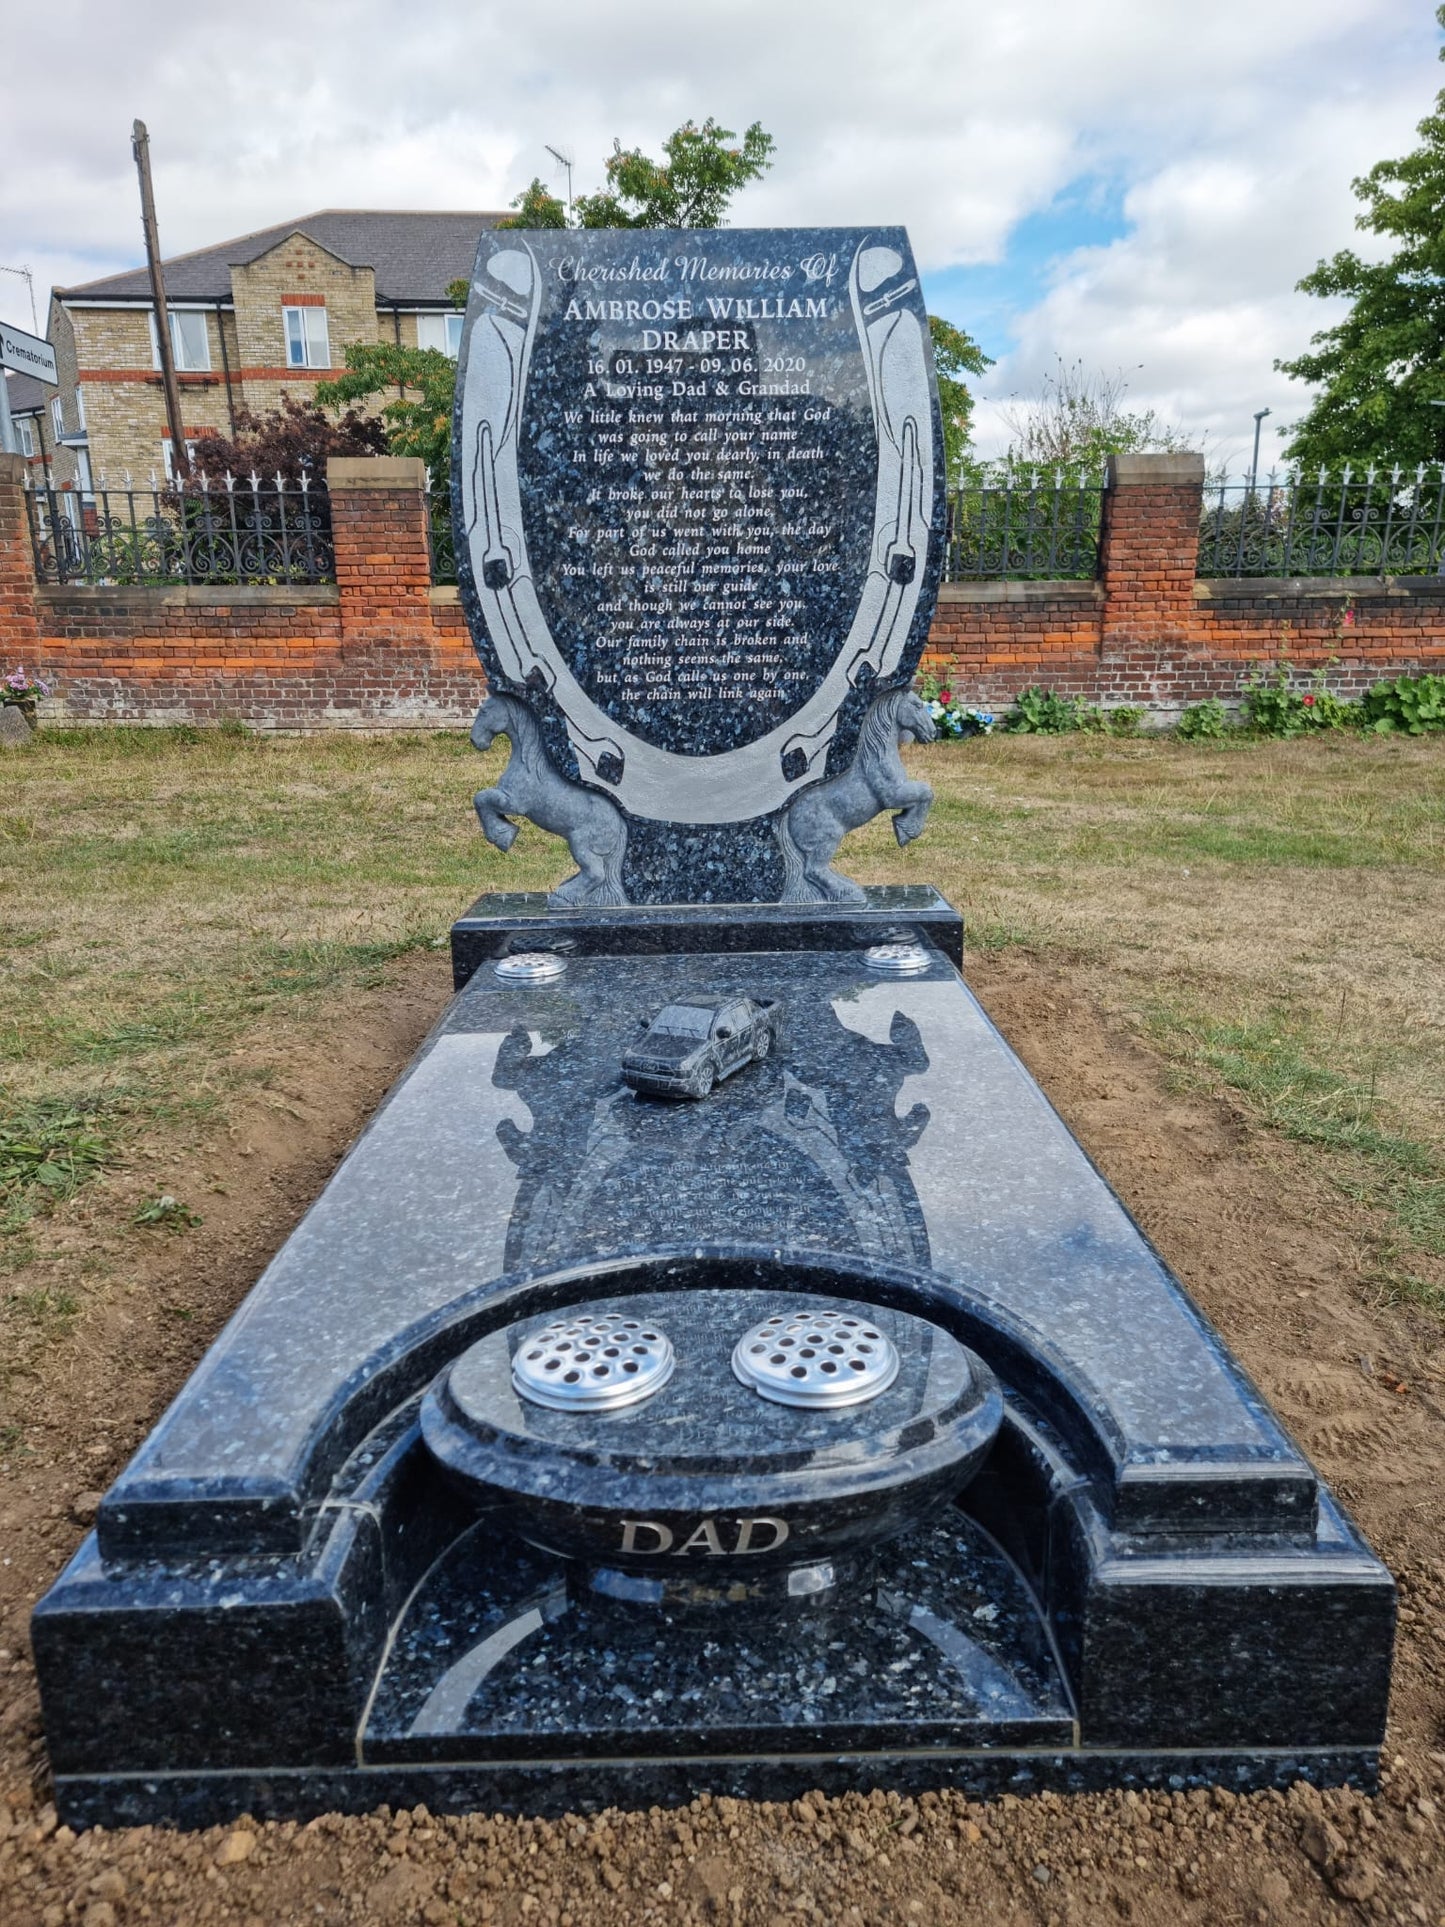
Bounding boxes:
[471,693,629,907]
[776,686,936,904]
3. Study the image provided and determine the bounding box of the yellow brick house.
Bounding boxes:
[54,209,504,484]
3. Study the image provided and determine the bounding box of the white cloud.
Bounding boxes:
[2,0,1435,466]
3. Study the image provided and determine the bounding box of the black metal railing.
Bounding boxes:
[427,472,1106,586]
[24,474,335,587]
[427,479,456,586]
[945,470,1104,580]
[1198,466,1445,578]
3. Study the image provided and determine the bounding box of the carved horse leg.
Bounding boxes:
[891,777,934,846]
[473,787,519,852]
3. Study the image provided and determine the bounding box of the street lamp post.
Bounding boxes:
[1249,408,1272,493]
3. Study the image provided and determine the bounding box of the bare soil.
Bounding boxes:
[2,950,1443,1927]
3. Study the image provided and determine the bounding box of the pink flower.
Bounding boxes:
[1302,693,1316,706]
[939,688,952,704]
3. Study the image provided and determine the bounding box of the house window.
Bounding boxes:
[75,447,94,499]
[51,396,64,437]
[149,309,211,372]
[16,418,34,457]
[161,438,201,481]
[416,312,464,358]
[283,305,330,369]
[75,387,86,431]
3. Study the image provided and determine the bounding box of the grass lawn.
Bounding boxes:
[3,724,1443,1396]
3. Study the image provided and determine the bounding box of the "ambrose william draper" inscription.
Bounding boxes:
[619,1515,790,1556]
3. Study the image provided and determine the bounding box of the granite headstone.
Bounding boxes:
[455,226,945,904]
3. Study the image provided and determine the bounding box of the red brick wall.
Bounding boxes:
[5,453,1442,730]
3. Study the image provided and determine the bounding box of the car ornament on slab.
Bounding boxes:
[622,994,782,1100]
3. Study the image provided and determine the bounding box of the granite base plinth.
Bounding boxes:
[449,885,964,989]
[56,1750,1380,1835]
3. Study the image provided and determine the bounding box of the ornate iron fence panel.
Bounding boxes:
[1199,466,1445,578]
[945,472,1104,580]
[427,479,456,586]
[23,474,335,587]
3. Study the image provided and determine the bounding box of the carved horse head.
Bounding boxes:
[893,687,938,745]
[470,691,531,755]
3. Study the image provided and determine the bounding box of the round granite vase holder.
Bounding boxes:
[420,1279,1003,1614]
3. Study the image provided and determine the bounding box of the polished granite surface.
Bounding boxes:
[364,1511,1074,1761]
[33,913,1395,1825]
[454,227,944,903]
[97,935,1317,1558]
[422,1287,1002,1571]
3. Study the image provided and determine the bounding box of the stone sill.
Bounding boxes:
[937,579,1102,605]
[1195,575,1445,601]
[36,584,340,609]
[429,586,460,605]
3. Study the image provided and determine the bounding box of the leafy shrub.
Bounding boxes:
[1241,660,1361,737]
[1360,673,1445,735]
[1105,705,1145,737]
[1176,699,1230,742]
[1004,687,1088,734]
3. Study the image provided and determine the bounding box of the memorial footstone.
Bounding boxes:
[31,226,1394,1829]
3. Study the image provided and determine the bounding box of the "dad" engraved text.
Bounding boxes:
[619,1517,790,1556]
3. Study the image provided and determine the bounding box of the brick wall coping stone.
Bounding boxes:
[429,586,461,605]
[1195,576,1445,602]
[36,585,340,610]
[327,455,428,490]
[936,580,1104,606]
[1107,452,1206,486]
[0,452,24,485]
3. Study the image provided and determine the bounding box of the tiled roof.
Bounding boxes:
[59,209,508,305]
[4,369,47,415]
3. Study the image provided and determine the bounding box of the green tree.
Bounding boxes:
[1277,4,1445,467]
[573,119,775,228]
[991,358,1196,475]
[315,340,459,478]
[930,317,992,482]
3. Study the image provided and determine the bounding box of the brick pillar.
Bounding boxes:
[0,452,41,665]
[328,455,433,641]
[1099,453,1204,637]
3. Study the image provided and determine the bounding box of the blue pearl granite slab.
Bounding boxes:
[449,884,965,986]
[89,934,1318,1558]
[30,908,1395,1824]
[362,1511,1073,1761]
[454,228,945,904]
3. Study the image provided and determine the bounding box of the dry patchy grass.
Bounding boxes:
[4,724,1443,1358]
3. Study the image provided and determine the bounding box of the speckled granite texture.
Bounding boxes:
[453,228,945,904]
[31,916,1395,1824]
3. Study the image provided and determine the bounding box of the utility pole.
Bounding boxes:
[132,120,189,479]
[545,144,575,219]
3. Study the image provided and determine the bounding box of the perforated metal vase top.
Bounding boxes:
[731,1307,901,1409]
[862,940,931,977]
[493,951,568,984]
[511,1311,675,1412]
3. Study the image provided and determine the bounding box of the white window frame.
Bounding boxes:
[161,437,201,482]
[75,446,94,499]
[282,304,330,369]
[74,386,86,431]
[51,395,64,438]
[416,311,463,358]
[148,308,211,373]
[16,418,34,457]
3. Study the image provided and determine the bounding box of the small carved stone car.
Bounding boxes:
[622,995,781,1100]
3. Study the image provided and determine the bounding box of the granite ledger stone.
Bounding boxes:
[455,226,945,903]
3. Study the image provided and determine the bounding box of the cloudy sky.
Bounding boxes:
[1,0,1435,469]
